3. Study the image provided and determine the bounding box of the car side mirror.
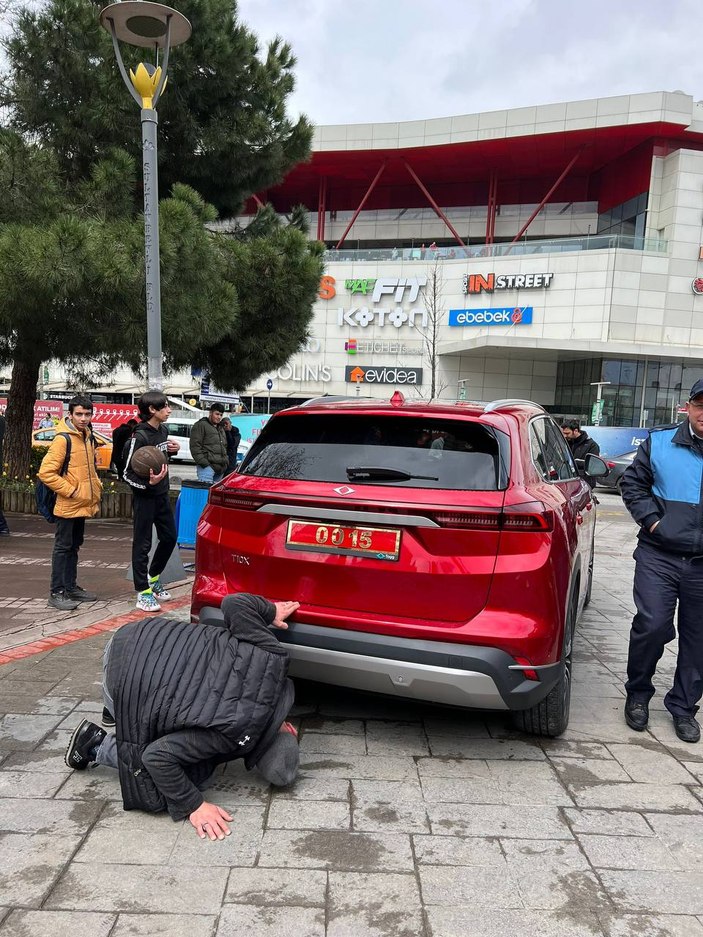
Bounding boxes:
[584,454,609,478]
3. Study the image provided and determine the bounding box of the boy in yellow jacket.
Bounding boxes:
[37,395,102,611]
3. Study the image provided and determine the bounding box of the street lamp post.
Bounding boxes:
[99,1,191,391]
[590,381,611,427]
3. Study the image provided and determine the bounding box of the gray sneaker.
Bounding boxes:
[48,591,79,611]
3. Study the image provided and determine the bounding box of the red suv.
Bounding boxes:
[192,396,605,737]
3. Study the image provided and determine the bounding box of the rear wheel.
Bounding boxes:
[512,592,576,738]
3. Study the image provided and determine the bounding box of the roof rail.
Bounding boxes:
[298,395,373,408]
[483,398,546,413]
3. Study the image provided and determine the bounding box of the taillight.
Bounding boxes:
[606,461,616,469]
[432,501,553,532]
[208,488,264,510]
[501,502,554,531]
[433,509,501,528]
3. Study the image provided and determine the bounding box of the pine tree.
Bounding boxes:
[1,0,312,216]
[0,1,323,476]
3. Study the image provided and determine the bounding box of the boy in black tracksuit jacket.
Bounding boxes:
[123,392,179,612]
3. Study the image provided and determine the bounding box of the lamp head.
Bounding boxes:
[99,2,191,49]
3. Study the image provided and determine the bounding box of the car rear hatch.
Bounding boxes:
[201,410,510,630]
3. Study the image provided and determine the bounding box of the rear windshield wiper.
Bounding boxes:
[346,466,439,482]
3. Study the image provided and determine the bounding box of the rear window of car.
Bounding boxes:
[165,422,192,438]
[239,413,508,490]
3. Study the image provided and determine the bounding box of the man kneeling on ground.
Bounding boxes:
[64,593,300,839]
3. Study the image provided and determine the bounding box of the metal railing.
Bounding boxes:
[322,234,667,263]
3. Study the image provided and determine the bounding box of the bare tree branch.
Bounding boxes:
[413,258,449,400]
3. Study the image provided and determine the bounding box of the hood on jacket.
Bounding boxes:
[55,417,92,440]
[220,594,286,653]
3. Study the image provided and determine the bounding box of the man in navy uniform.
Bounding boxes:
[621,379,703,742]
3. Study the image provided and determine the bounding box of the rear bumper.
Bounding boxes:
[198,607,562,711]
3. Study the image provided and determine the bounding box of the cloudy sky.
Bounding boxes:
[237,0,703,125]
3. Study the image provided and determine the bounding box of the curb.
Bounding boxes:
[0,596,192,666]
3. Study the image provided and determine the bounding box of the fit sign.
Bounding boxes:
[463,273,553,294]
[345,365,423,385]
[320,275,430,330]
[448,307,534,327]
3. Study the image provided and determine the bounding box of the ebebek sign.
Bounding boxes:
[449,306,534,326]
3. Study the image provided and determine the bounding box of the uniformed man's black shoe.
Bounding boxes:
[102,707,115,728]
[624,696,649,731]
[673,715,701,743]
[65,719,106,770]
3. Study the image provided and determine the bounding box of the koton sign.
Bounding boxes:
[463,273,553,294]
[449,307,534,327]
[319,275,431,330]
[346,365,423,385]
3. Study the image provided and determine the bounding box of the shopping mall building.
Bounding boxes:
[40,89,703,427]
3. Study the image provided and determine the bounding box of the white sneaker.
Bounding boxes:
[136,592,162,612]
[149,579,171,601]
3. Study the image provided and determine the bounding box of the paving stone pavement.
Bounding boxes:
[0,494,702,936]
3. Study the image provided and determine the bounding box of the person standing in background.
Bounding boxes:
[190,403,228,485]
[111,418,138,479]
[221,417,241,474]
[37,395,102,610]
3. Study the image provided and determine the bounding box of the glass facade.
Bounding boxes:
[597,192,647,240]
[555,357,702,427]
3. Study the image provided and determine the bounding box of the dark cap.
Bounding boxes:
[690,379,703,401]
[255,731,299,787]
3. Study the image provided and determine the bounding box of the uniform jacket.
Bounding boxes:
[190,417,228,473]
[36,418,102,518]
[621,422,703,555]
[106,593,294,821]
[123,422,170,497]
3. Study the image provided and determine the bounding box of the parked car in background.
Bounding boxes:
[192,395,607,737]
[597,450,637,493]
[32,426,113,473]
[165,417,249,466]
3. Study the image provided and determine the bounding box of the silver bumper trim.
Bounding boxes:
[258,503,440,527]
[286,644,508,710]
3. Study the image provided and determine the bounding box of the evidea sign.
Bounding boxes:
[346,365,423,385]
[318,275,430,329]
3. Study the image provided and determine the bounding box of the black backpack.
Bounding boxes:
[36,433,72,524]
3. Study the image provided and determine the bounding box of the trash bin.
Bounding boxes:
[176,480,211,549]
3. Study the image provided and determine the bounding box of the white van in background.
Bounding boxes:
[165,416,249,464]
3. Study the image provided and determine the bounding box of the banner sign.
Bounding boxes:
[0,399,64,430]
[89,404,139,438]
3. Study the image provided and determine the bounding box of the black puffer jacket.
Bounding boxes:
[106,593,294,821]
[568,431,600,488]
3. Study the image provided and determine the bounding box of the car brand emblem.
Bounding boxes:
[333,485,355,495]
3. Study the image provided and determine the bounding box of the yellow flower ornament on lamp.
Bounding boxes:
[129,62,166,110]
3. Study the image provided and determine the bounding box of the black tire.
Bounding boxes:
[616,478,624,497]
[512,592,576,738]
